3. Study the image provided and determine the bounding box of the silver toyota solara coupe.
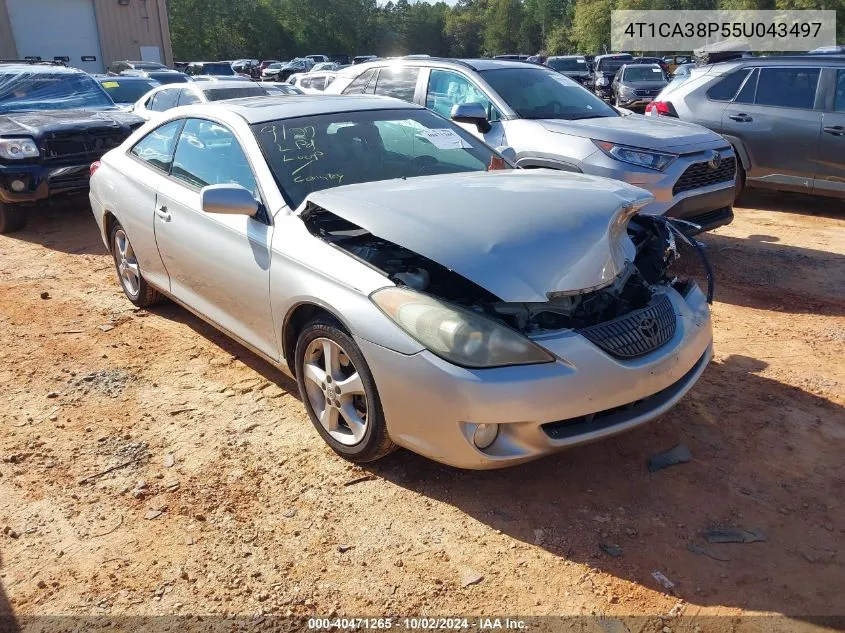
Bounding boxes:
[89,95,713,469]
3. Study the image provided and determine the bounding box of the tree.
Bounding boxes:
[483,0,525,54]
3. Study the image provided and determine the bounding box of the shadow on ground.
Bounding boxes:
[1,199,106,256]
[367,354,845,621]
[0,550,19,633]
[738,190,845,222]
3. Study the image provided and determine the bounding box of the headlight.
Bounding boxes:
[371,287,554,368]
[593,140,677,171]
[0,138,39,160]
[596,76,608,86]
[619,85,635,96]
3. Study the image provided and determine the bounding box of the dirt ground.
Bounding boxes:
[0,190,843,632]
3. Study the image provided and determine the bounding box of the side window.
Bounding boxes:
[343,68,376,95]
[299,77,311,89]
[707,68,751,101]
[734,68,758,104]
[311,76,326,91]
[755,67,820,110]
[129,119,182,173]
[150,88,179,112]
[373,67,420,102]
[426,69,496,121]
[835,70,845,113]
[177,89,200,106]
[171,119,258,195]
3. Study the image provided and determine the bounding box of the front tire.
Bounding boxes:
[295,318,395,463]
[734,157,746,204]
[109,221,163,307]
[0,203,27,234]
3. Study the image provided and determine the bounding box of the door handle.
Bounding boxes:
[728,114,753,122]
[823,125,845,136]
[155,204,171,221]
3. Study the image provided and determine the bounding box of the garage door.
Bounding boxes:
[6,0,104,73]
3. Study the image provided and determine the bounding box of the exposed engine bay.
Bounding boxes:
[301,203,712,334]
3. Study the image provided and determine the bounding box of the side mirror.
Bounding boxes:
[451,102,491,134]
[200,184,259,216]
[495,146,517,162]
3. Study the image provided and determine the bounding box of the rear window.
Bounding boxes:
[202,63,234,76]
[548,58,587,72]
[0,71,115,113]
[706,68,751,101]
[203,86,266,101]
[100,79,158,104]
[134,62,165,70]
[149,72,189,85]
[596,57,632,73]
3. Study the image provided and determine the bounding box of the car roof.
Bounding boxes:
[704,54,845,72]
[0,63,83,74]
[339,57,546,76]
[198,94,422,124]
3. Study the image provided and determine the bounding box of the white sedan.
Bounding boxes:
[131,81,270,120]
[88,95,713,469]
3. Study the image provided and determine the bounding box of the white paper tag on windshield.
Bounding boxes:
[418,128,471,150]
[652,68,663,72]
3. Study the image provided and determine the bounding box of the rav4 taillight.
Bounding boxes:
[90,161,101,177]
[645,101,678,117]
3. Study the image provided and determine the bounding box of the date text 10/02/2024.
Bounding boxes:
[307,617,529,630]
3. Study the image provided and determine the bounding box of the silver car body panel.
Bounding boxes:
[306,170,652,302]
[89,98,714,469]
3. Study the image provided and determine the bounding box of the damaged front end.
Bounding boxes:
[300,202,712,360]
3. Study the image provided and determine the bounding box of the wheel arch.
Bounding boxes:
[281,301,351,376]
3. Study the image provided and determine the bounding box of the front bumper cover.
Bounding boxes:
[358,284,713,469]
[0,162,91,205]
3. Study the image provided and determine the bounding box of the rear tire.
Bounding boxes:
[295,317,396,463]
[0,203,27,234]
[109,221,163,308]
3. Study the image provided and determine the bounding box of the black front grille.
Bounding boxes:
[43,129,128,162]
[634,88,660,97]
[577,294,676,359]
[673,155,736,195]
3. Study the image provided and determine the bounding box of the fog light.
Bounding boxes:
[472,423,499,449]
[10,179,26,192]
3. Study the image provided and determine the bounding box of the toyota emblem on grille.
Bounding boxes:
[708,151,722,170]
[638,317,660,341]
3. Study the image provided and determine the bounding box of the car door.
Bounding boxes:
[424,68,505,147]
[722,66,822,191]
[119,119,184,290]
[814,68,845,197]
[154,117,279,360]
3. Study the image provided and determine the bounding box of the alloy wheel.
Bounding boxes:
[114,229,140,298]
[302,337,368,446]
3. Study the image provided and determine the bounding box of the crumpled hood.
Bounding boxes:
[0,109,142,136]
[540,114,723,151]
[303,170,653,302]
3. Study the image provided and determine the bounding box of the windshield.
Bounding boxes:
[203,86,267,101]
[202,63,234,76]
[548,58,587,72]
[253,108,504,208]
[99,78,158,104]
[596,58,631,73]
[134,62,165,70]
[267,64,282,70]
[0,71,115,113]
[480,68,617,120]
[623,66,667,82]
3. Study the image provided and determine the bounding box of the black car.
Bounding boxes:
[120,69,190,85]
[184,61,235,77]
[545,55,592,85]
[591,53,633,100]
[95,75,160,108]
[0,62,143,233]
[611,63,669,110]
